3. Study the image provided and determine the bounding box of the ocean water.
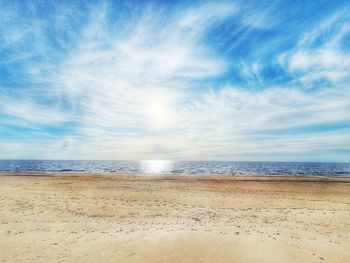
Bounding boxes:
[0,160,349,176]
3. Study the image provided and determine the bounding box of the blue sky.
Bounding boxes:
[0,0,349,161]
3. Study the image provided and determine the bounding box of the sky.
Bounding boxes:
[0,0,349,161]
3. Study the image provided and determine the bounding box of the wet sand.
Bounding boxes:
[0,173,349,262]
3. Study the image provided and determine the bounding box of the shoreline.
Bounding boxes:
[1,172,350,182]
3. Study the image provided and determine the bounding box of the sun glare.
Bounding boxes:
[144,94,172,130]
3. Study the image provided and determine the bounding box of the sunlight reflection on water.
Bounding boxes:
[140,160,174,174]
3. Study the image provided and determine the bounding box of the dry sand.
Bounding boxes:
[0,173,349,263]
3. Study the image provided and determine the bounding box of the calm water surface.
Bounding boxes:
[0,160,349,176]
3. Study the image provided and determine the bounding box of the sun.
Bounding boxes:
[143,94,172,130]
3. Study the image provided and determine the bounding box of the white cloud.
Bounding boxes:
[280,10,350,86]
[0,93,70,124]
[174,86,350,159]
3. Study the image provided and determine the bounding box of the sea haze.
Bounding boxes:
[0,160,349,176]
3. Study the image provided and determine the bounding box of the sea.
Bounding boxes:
[0,160,349,176]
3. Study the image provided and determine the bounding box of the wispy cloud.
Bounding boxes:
[280,9,350,87]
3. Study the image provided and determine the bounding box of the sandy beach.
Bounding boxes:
[0,173,349,263]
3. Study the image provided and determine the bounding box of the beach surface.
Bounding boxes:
[0,173,349,263]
